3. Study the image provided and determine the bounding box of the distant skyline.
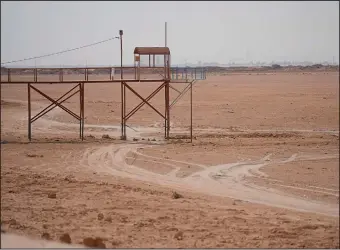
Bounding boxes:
[1,1,339,67]
[2,59,338,68]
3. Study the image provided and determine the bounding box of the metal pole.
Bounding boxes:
[79,83,82,139]
[190,80,193,143]
[28,83,31,141]
[82,83,85,140]
[164,80,170,139]
[164,53,166,79]
[119,30,125,140]
[165,22,167,47]
[123,81,126,139]
[34,68,37,82]
[134,60,137,80]
[164,81,167,138]
[168,55,171,81]
[138,60,141,80]
[120,30,127,140]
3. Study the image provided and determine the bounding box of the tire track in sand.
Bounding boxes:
[80,143,339,217]
[3,99,338,216]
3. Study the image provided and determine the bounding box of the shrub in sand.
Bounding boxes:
[102,134,111,139]
[172,191,183,199]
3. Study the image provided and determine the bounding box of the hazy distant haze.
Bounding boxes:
[1,1,339,67]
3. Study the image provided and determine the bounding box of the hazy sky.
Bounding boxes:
[1,1,339,66]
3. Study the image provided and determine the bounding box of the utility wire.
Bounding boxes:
[1,36,120,65]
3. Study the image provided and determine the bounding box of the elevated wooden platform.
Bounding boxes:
[0,79,165,84]
[1,67,202,142]
[0,66,206,83]
[0,66,170,84]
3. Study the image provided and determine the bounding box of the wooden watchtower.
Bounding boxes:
[133,47,171,80]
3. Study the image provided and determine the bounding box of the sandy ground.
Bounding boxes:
[1,71,339,248]
[1,233,84,248]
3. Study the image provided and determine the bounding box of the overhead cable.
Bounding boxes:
[1,36,120,65]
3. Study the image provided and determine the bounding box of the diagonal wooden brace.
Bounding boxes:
[123,82,166,120]
[31,84,80,123]
[125,81,166,121]
[169,84,181,94]
[30,85,80,121]
[169,80,195,109]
